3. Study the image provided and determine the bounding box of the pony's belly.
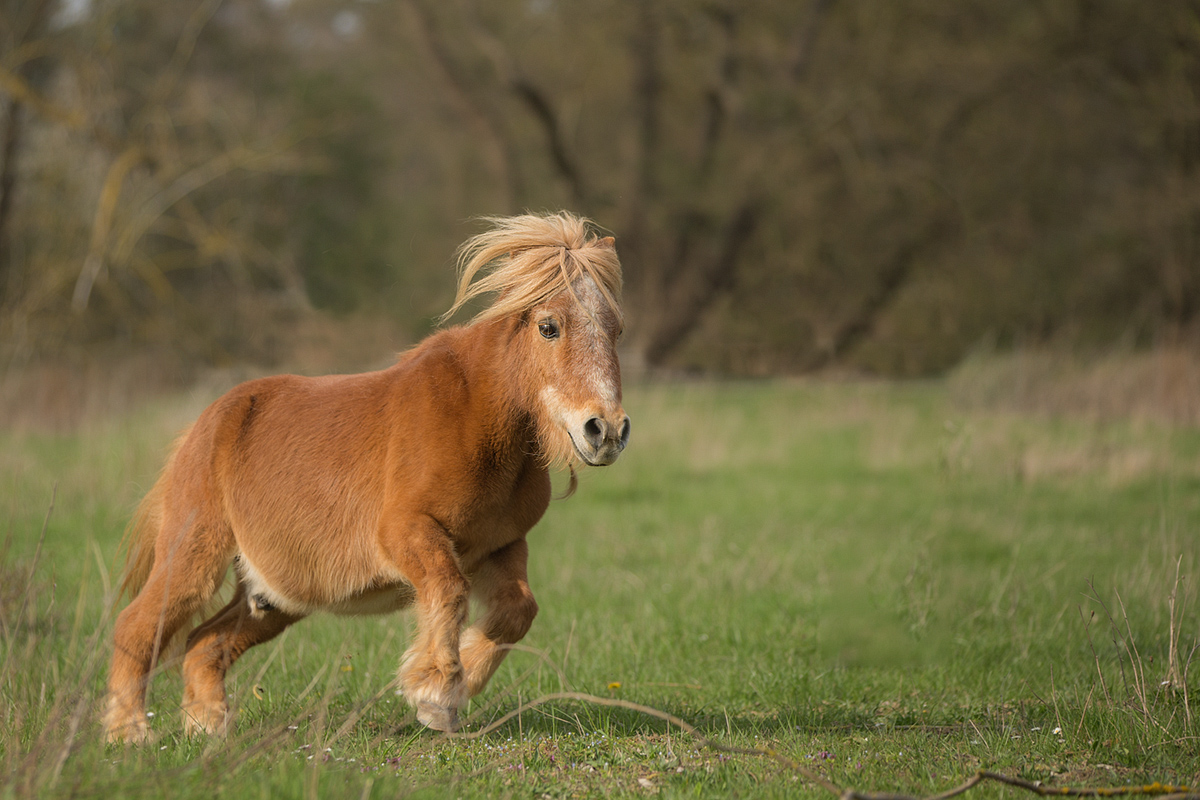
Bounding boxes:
[234,552,412,618]
[327,584,416,616]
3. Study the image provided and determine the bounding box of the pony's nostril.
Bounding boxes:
[583,417,606,448]
[618,417,631,448]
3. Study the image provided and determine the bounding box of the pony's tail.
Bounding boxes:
[118,473,166,601]
[115,429,226,666]
[118,428,190,601]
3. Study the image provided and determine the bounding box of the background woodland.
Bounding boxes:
[1,0,1197,378]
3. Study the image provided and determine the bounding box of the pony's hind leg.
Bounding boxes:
[459,539,538,697]
[104,526,232,743]
[181,582,301,736]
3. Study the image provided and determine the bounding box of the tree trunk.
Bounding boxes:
[0,97,24,305]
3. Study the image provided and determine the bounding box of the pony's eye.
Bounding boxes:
[538,320,560,340]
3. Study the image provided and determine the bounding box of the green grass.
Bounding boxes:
[2,379,1199,798]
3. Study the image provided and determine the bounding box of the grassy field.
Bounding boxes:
[2,377,1198,798]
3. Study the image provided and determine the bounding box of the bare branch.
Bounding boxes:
[803,217,953,372]
[510,77,586,206]
[149,0,224,107]
[643,196,763,365]
[697,7,736,182]
[72,146,146,312]
[628,0,662,215]
[0,0,55,306]
[0,98,23,305]
[455,8,586,208]
[111,141,303,269]
[403,0,522,210]
[0,63,84,130]
[789,0,835,81]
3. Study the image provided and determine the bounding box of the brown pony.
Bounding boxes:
[103,212,630,743]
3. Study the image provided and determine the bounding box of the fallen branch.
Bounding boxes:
[449,691,1199,800]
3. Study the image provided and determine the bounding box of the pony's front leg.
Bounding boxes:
[386,514,470,732]
[459,538,538,697]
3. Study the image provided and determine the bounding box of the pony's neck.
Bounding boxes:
[454,316,538,456]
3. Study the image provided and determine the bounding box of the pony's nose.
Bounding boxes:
[583,415,631,451]
[582,417,607,450]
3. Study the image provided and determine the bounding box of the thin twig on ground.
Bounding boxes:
[447,691,1200,800]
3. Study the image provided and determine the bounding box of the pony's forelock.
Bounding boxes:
[441,212,623,327]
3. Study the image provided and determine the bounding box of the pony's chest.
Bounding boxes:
[446,463,552,569]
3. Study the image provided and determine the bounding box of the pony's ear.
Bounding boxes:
[596,236,616,250]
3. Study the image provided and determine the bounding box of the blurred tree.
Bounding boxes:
[389,0,789,365]
[381,0,1200,374]
[2,0,1198,376]
[0,0,55,306]
[0,0,391,364]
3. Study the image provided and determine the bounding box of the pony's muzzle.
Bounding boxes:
[580,413,631,465]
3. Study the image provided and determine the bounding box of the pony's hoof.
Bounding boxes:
[104,718,150,745]
[416,702,459,732]
[182,707,230,738]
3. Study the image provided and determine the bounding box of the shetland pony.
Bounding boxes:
[103,212,630,743]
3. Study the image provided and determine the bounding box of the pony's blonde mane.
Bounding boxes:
[442,212,623,326]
